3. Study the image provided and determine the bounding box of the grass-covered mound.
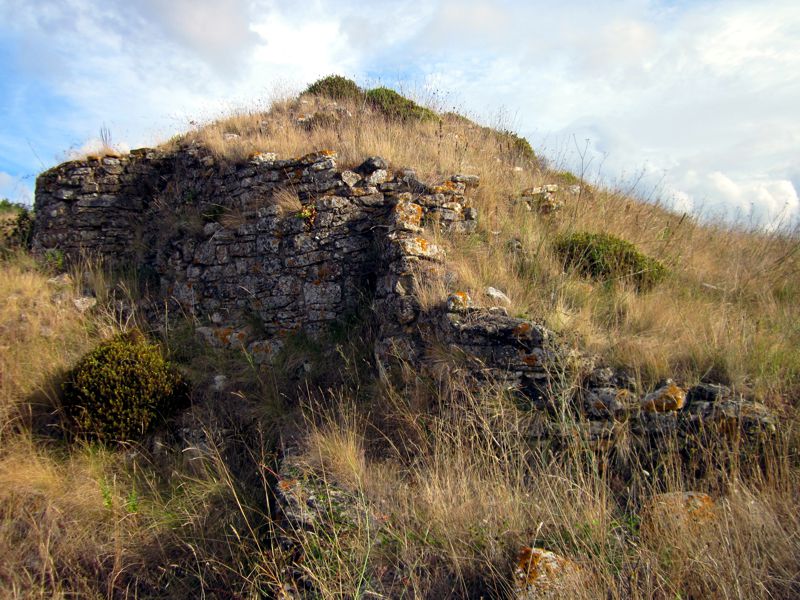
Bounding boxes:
[62,331,187,441]
[555,231,668,291]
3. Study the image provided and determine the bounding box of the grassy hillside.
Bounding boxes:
[168,78,800,403]
[1,77,799,598]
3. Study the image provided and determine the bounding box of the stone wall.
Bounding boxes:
[34,144,775,444]
[34,145,477,357]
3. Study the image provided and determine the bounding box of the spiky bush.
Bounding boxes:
[365,87,437,122]
[555,231,668,291]
[304,75,363,101]
[62,332,187,441]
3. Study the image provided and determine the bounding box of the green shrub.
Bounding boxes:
[554,170,581,186]
[554,231,668,291]
[365,87,437,122]
[0,205,33,253]
[496,130,537,163]
[62,332,188,441]
[304,75,363,101]
[0,198,23,214]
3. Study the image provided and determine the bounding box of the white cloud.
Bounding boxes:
[1,0,798,226]
[0,172,34,206]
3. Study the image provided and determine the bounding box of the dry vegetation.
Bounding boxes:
[166,85,800,403]
[1,80,799,598]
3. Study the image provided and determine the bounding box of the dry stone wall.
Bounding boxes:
[34,144,776,446]
[34,145,476,358]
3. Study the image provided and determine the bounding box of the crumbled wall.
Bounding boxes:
[34,145,775,444]
[33,146,477,351]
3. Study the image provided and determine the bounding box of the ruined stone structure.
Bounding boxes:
[33,145,776,444]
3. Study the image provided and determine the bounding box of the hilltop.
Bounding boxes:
[1,76,799,598]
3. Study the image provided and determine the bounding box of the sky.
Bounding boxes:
[1,0,798,227]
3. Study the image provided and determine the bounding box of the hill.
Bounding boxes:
[1,76,799,598]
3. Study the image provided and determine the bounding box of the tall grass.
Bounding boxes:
[159,91,800,402]
[2,83,799,597]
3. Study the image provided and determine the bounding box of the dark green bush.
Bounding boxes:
[365,87,437,122]
[304,75,363,101]
[62,332,188,441]
[554,231,668,291]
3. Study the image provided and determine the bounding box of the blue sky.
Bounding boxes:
[1,0,798,226]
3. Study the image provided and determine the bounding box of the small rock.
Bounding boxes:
[641,382,686,412]
[340,170,361,187]
[451,174,480,188]
[355,156,387,175]
[212,375,228,391]
[567,184,581,195]
[250,151,277,163]
[72,296,97,313]
[364,168,388,185]
[222,132,240,141]
[486,286,511,305]
[446,292,472,313]
[47,273,73,287]
[513,546,579,598]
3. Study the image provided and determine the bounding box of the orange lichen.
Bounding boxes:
[522,353,538,367]
[394,202,423,228]
[642,383,686,412]
[513,546,576,592]
[277,478,298,492]
[513,322,532,337]
[215,327,233,345]
[432,180,458,194]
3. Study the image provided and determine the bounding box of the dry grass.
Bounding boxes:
[3,83,799,598]
[276,375,800,598]
[0,255,271,598]
[1,238,799,598]
[158,91,800,403]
